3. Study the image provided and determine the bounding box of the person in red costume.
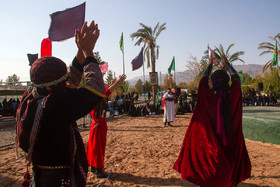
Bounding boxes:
[87,74,126,178]
[173,52,251,187]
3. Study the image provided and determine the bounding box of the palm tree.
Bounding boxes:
[130,22,166,103]
[258,33,280,72]
[203,44,245,69]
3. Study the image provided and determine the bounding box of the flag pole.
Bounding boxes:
[174,56,176,86]
[174,69,176,86]
[122,51,125,74]
[277,61,279,95]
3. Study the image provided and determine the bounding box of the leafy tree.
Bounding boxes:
[130,22,166,103]
[114,81,129,96]
[211,44,245,68]
[135,79,143,94]
[94,51,106,65]
[185,55,208,90]
[243,72,254,85]
[177,82,188,89]
[105,70,114,86]
[162,75,176,90]
[127,86,136,93]
[122,81,130,93]
[144,81,152,93]
[202,44,245,66]
[6,74,21,85]
[262,69,280,94]
[185,81,198,93]
[258,33,280,72]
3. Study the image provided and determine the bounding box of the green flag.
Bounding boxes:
[155,89,159,108]
[273,42,278,66]
[119,32,124,53]
[168,56,175,76]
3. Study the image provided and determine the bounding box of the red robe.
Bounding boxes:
[87,87,111,168]
[173,77,251,187]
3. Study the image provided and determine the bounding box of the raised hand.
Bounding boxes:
[108,74,127,92]
[111,78,117,85]
[117,74,127,83]
[75,21,100,58]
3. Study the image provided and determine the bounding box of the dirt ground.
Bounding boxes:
[0,114,279,186]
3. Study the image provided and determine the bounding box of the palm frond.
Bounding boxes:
[268,36,276,41]
[144,48,151,68]
[139,23,152,35]
[259,50,274,56]
[258,42,274,47]
[153,22,160,35]
[130,32,147,40]
[262,59,273,72]
[231,51,245,58]
[134,38,144,46]
[218,44,225,55]
[215,45,223,58]
[155,22,166,39]
[225,44,235,56]
[275,33,280,42]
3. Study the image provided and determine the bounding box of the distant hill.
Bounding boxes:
[127,64,264,86]
[233,64,263,77]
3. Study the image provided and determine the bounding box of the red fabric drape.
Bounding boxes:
[41,38,52,57]
[173,77,251,187]
[87,87,111,168]
[86,113,107,168]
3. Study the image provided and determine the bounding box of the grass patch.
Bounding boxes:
[242,115,280,145]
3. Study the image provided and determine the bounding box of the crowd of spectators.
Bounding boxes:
[176,91,197,114]
[103,89,197,118]
[242,88,278,106]
[0,97,20,117]
[105,92,163,118]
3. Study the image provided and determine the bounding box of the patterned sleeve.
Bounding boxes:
[83,57,106,98]
[67,57,83,87]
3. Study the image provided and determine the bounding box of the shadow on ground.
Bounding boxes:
[110,172,194,186]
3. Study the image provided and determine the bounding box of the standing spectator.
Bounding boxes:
[162,88,175,127]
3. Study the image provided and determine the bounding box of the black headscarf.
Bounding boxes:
[211,70,232,138]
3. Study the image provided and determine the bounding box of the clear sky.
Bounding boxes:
[0,0,279,82]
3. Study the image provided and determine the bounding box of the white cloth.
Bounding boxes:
[163,92,175,122]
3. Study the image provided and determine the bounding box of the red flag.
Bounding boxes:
[41,38,52,57]
[99,62,108,73]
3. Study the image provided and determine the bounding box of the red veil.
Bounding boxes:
[173,77,251,187]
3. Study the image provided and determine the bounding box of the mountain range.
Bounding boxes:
[127,64,264,86]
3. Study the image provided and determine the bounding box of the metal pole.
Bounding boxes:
[122,52,125,75]
[174,56,176,86]
[276,61,280,94]
[160,72,162,86]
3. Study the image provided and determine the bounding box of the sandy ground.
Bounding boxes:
[0,114,280,187]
